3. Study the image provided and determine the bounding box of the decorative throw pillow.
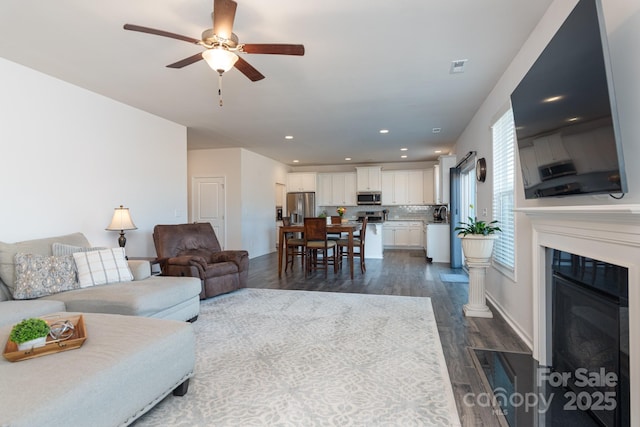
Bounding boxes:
[52,242,106,257]
[73,248,133,288]
[13,253,78,299]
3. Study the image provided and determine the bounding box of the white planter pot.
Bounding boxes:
[458,234,499,264]
[16,336,47,351]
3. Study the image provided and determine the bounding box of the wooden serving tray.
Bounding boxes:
[3,314,87,362]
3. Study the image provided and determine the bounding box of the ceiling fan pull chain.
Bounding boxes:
[218,73,223,107]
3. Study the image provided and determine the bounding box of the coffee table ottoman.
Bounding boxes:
[0,312,195,427]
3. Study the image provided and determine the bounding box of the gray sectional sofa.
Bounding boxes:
[0,232,202,426]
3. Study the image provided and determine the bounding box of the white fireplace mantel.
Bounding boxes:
[518,203,640,425]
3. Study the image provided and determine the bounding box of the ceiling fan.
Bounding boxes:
[124,0,304,103]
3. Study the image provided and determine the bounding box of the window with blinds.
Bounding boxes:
[492,109,515,271]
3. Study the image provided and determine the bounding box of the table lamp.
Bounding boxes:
[105,205,137,248]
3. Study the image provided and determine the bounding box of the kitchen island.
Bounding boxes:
[364,222,383,259]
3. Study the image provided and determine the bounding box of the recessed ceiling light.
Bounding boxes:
[285,135,294,140]
[435,150,442,154]
[345,157,352,161]
[567,116,580,122]
[401,155,408,159]
[379,129,389,134]
[432,128,442,133]
[400,148,408,151]
[293,159,299,163]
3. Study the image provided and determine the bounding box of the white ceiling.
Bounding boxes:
[0,0,552,166]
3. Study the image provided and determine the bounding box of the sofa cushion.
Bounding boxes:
[41,276,201,317]
[0,233,90,294]
[51,242,106,256]
[0,300,66,327]
[12,253,78,299]
[0,312,195,427]
[73,248,133,288]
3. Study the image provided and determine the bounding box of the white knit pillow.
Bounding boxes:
[73,248,133,288]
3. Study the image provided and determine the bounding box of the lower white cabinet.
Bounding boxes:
[383,221,424,248]
[426,223,450,263]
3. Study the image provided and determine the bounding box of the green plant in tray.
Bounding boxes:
[9,318,50,344]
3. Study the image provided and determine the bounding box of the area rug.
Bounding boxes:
[134,289,461,426]
[439,273,469,283]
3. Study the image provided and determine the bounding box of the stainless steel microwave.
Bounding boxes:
[357,192,382,205]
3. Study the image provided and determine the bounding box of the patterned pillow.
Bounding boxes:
[73,248,133,288]
[13,253,78,299]
[52,242,106,256]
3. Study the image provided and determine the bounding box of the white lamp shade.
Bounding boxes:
[106,205,137,231]
[202,48,239,74]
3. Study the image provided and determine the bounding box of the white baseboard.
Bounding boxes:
[485,292,534,352]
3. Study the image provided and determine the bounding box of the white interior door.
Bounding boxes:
[192,177,226,249]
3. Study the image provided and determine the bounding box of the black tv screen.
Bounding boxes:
[510,0,627,199]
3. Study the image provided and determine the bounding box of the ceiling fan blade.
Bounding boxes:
[212,0,238,40]
[234,56,265,82]
[166,52,204,69]
[123,24,200,44]
[241,44,305,56]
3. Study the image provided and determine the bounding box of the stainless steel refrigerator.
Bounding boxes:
[286,192,316,224]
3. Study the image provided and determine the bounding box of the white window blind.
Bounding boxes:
[492,109,515,271]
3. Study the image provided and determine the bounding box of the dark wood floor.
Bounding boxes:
[247,249,531,426]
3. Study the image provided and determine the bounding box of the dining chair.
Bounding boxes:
[338,217,367,273]
[283,218,305,272]
[327,216,343,241]
[303,217,338,277]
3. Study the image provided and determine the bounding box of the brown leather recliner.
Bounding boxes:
[153,223,249,299]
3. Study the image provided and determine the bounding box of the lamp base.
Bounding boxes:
[118,231,127,248]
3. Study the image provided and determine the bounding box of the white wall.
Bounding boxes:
[0,58,188,257]
[454,0,640,346]
[187,147,288,258]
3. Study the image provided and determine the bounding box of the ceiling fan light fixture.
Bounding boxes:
[202,48,238,74]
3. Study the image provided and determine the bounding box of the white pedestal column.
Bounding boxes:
[463,260,493,318]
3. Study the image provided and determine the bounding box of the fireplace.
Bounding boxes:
[551,250,629,426]
[520,204,640,426]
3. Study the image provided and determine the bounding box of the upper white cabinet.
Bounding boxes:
[287,172,317,192]
[356,166,382,192]
[436,155,456,205]
[423,167,435,204]
[382,170,426,205]
[317,173,357,206]
[407,170,424,205]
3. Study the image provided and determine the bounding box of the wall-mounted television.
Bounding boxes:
[510,0,627,199]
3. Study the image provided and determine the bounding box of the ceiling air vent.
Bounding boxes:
[450,59,468,74]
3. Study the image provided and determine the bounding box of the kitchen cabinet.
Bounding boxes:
[317,173,357,206]
[426,223,450,263]
[356,166,382,192]
[407,170,424,205]
[382,170,426,205]
[436,155,456,205]
[423,167,435,204]
[383,221,424,248]
[287,172,317,192]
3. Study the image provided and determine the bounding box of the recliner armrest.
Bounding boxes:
[210,250,249,270]
[167,255,208,270]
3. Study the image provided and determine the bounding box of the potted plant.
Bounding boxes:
[10,318,50,351]
[455,216,501,263]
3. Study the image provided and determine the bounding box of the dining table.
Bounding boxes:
[278,222,361,279]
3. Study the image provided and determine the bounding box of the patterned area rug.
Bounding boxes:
[134,289,461,426]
